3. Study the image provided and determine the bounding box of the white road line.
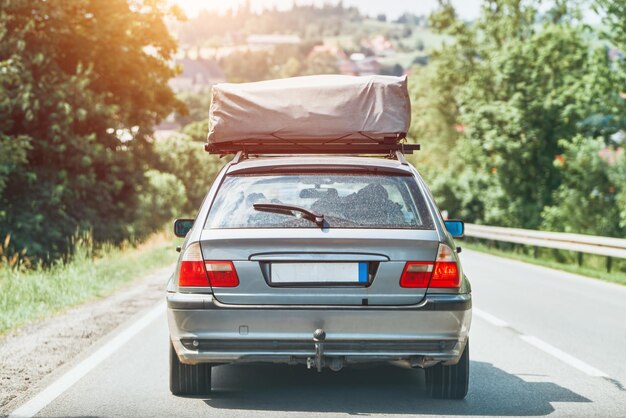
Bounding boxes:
[519,335,609,378]
[9,302,165,418]
[474,306,610,378]
[473,307,510,327]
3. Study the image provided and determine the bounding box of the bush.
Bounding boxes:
[154,132,223,215]
[542,136,624,237]
[608,146,626,231]
[133,170,186,236]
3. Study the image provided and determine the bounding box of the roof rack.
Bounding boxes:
[204,142,420,156]
[219,148,416,167]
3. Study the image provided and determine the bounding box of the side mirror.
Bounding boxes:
[174,219,194,238]
[444,220,464,238]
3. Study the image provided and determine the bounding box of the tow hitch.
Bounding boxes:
[307,328,326,372]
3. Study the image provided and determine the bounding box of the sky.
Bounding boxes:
[171,0,485,20]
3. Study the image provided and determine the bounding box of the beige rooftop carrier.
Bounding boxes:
[205,75,417,155]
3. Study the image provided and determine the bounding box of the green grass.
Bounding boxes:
[0,231,181,335]
[462,239,626,286]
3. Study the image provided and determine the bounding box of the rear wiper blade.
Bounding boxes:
[253,203,325,227]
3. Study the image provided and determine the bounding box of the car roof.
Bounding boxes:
[226,156,413,174]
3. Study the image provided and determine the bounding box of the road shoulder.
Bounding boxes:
[0,264,173,416]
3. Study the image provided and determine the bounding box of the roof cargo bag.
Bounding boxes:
[206,75,415,154]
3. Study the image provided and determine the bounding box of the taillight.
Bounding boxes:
[178,244,239,288]
[205,261,239,287]
[430,244,460,288]
[400,244,460,289]
[179,243,209,287]
[400,262,433,288]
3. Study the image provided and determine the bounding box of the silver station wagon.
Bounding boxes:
[166,75,472,399]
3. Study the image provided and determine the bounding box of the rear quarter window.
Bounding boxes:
[205,172,434,230]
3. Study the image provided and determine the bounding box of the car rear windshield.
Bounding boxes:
[205,172,434,229]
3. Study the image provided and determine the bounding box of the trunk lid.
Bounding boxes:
[200,228,440,306]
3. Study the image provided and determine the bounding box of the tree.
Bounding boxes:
[593,0,626,133]
[0,0,183,260]
[411,0,620,229]
[610,150,626,230]
[182,120,210,143]
[154,130,222,214]
[538,1,626,237]
[595,1,626,78]
[133,169,186,234]
[220,50,272,82]
[542,136,624,236]
[302,52,339,75]
[175,92,212,127]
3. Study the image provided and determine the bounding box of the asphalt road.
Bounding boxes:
[12,250,626,417]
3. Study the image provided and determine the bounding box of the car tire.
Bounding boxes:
[425,341,469,399]
[169,341,212,395]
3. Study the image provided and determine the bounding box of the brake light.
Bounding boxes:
[179,244,240,287]
[179,243,209,287]
[430,244,460,288]
[400,244,460,289]
[400,262,433,288]
[205,261,239,287]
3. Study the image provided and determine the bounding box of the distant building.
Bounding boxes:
[169,55,226,92]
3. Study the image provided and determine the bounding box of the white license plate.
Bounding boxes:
[270,262,368,284]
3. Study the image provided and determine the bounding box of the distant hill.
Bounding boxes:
[168,4,445,84]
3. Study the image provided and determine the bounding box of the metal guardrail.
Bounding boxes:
[464,224,626,271]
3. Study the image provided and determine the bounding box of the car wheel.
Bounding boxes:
[425,341,469,399]
[169,341,212,395]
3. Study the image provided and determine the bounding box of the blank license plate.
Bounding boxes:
[270,262,368,284]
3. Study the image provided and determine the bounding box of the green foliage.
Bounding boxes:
[175,91,211,127]
[154,132,222,214]
[0,234,29,271]
[271,57,303,79]
[300,52,340,76]
[410,0,626,237]
[220,50,274,83]
[0,0,182,261]
[594,1,626,78]
[133,170,186,234]
[542,137,624,236]
[0,230,179,334]
[218,44,339,83]
[609,149,626,230]
[407,61,462,215]
[182,119,210,143]
[451,18,597,227]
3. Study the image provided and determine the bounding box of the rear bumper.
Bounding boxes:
[167,293,471,367]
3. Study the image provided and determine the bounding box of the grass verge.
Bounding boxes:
[0,231,180,335]
[462,239,626,286]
